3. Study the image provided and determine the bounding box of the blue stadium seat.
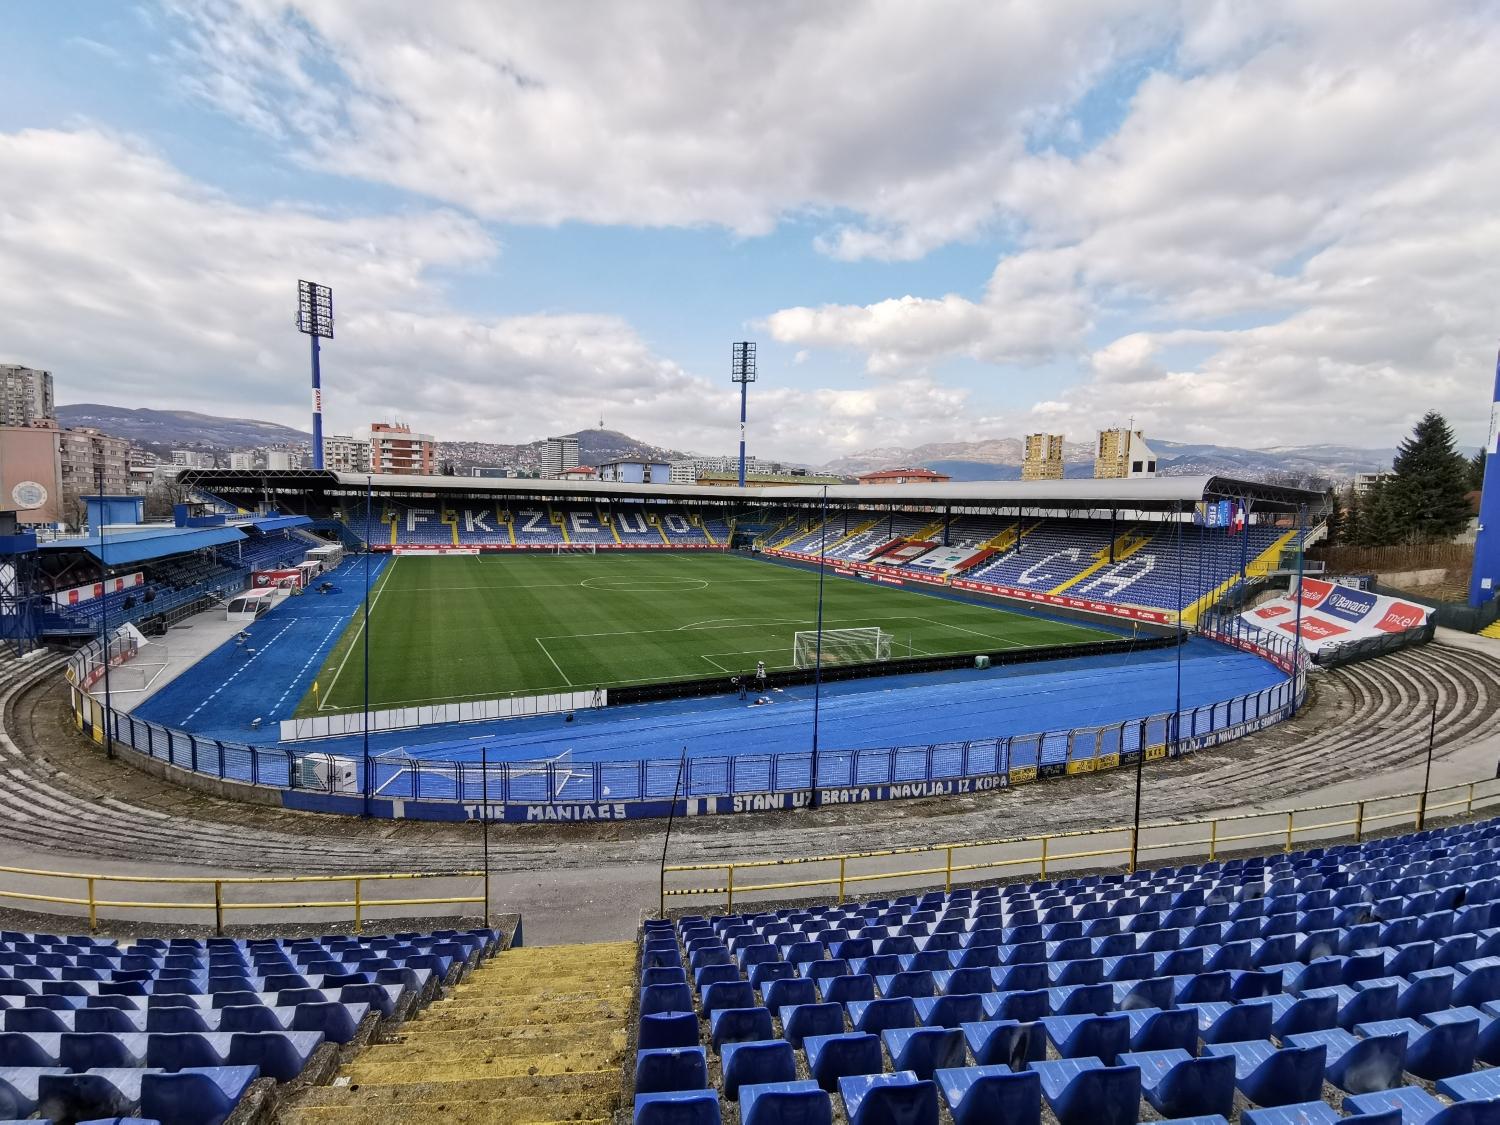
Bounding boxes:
[880,1026,965,1079]
[779,1003,843,1048]
[1355,1016,1478,1080]
[709,1006,773,1049]
[803,1032,882,1092]
[739,1079,832,1125]
[635,1046,708,1094]
[1031,1056,1142,1125]
[960,1019,1044,1069]
[1039,1014,1130,1064]
[1283,1027,1403,1094]
[838,1071,939,1125]
[1202,1040,1326,1108]
[934,1064,1041,1125]
[1122,1049,1236,1120]
[720,1039,795,1100]
[634,1089,720,1125]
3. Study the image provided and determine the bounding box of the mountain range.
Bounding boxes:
[54,403,1392,483]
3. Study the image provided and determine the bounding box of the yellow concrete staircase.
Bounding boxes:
[282,941,635,1125]
[1480,620,1500,640]
[1181,527,1302,626]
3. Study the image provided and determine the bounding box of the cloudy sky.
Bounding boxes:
[3,1,1498,461]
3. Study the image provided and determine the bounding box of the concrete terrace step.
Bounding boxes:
[287,941,635,1123]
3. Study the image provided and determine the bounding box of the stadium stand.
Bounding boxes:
[0,924,502,1125]
[637,816,1500,1125]
[333,499,728,550]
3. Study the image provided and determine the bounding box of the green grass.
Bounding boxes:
[297,552,1116,715]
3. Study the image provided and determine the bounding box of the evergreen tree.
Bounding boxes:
[1322,487,1344,545]
[1341,486,1361,547]
[1357,479,1400,547]
[1384,412,1471,542]
[1472,449,1488,493]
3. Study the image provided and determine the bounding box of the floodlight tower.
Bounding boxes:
[296,280,334,470]
[731,341,756,487]
[1471,344,1500,607]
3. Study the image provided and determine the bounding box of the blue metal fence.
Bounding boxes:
[72,628,1307,811]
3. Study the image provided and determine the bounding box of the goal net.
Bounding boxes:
[552,544,598,555]
[792,627,892,669]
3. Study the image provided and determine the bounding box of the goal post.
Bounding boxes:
[792,627,893,669]
[552,543,598,555]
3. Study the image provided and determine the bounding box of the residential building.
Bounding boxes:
[667,454,785,484]
[264,450,304,471]
[1094,429,1158,479]
[697,470,843,488]
[1353,471,1396,496]
[59,427,131,524]
[557,465,599,481]
[0,365,55,427]
[171,449,216,470]
[228,452,256,471]
[369,422,436,476]
[856,467,952,486]
[597,460,669,484]
[541,436,581,478]
[324,434,372,473]
[470,466,514,478]
[1022,433,1066,481]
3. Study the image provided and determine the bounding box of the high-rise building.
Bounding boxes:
[541,436,581,478]
[324,435,372,473]
[0,365,55,427]
[1023,433,1066,481]
[171,450,217,470]
[370,422,436,475]
[1094,429,1159,479]
[59,428,131,524]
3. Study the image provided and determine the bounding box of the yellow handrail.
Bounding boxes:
[0,866,486,936]
[661,776,1500,913]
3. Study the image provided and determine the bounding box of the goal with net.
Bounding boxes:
[552,543,598,555]
[792,626,893,669]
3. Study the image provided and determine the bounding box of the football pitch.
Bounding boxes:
[297,552,1117,715]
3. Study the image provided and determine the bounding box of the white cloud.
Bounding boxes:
[0,126,987,460]
[764,2,1500,447]
[162,0,1170,259]
[0,128,730,446]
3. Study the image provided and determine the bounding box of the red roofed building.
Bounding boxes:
[856,467,952,485]
[557,465,599,480]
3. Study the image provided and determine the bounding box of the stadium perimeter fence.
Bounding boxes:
[65,622,1307,822]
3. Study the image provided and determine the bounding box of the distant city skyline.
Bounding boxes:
[3,4,1498,462]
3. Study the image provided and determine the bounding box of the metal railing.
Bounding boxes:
[661,775,1500,913]
[68,624,1307,813]
[0,864,488,935]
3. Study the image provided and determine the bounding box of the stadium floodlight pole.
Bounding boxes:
[659,747,688,917]
[1292,503,1307,656]
[362,474,371,818]
[1469,344,1500,608]
[296,280,334,470]
[95,467,115,761]
[731,342,756,487]
[481,747,491,925]
[1173,503,1185,757]
[1418,699,1438,832]
[810,484,829,810]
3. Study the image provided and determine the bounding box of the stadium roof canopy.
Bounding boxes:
[183,469,1325,513]
[38,524,246,567]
